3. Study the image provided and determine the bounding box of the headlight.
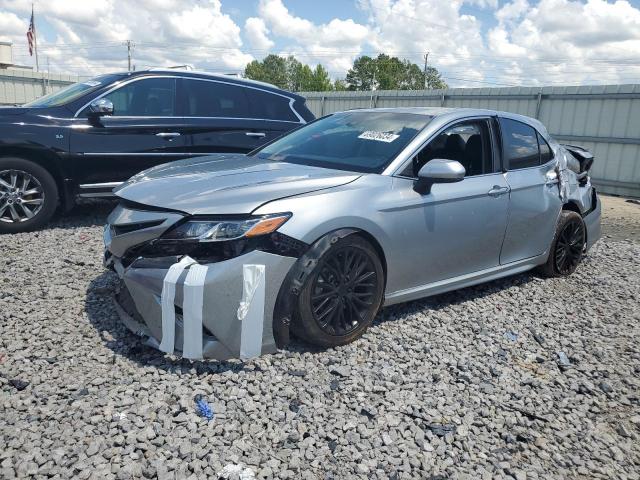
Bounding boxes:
[161,213,291,242]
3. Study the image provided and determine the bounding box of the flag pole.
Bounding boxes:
[33,4,39,72]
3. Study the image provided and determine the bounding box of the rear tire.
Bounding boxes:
[0,157,58,234]
[538,210,586,277]
[292,234,384,348]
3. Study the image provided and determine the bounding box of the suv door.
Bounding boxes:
[177,78,301,155]
[498,117,562,264]
[390,118,510,289]
[69,77,190,187]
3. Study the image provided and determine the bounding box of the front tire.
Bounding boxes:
[538,210,586,277]
[0,157,59,234]
[292,235,384,348]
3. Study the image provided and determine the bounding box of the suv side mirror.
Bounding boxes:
[88,98,114,117]
[414,159,466,194]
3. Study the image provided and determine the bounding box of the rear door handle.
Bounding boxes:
[246,132,266,138]
[488,185,510,197]
[156,132,181,138]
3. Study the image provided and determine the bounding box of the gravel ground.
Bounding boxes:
[1,199,639,480]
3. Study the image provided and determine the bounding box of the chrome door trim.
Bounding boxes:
[74,75,305,123]
[71,115,301,125]
[79,182,123,189]
[78,152,221,157]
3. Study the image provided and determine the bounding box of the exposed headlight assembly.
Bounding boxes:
[162,213,291,242]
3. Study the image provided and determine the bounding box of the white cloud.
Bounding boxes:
[244,17,274,50]
[487,0,640,85]
[0,11,26,43]
[0,0,252,74]
[1,0,640,86]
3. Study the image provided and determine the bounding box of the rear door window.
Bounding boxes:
[92,77,176,117]
[181,79,250,118]
[500,118,540,170]
[247,89,299,122]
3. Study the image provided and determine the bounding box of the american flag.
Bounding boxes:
[26,9,35,56]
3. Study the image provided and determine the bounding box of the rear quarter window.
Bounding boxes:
[537,132,554,164]
[247,89,299,122]
[500,118,540,170]
[182,79,250,118]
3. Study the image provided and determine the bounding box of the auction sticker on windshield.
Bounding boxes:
[358,131,400,143]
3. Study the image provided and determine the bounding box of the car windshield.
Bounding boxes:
[252,111,432,173]
[24,74,123,107]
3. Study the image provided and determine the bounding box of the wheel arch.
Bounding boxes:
[271,227,387,348]
[562,201,581,215]
[0,146,69,208]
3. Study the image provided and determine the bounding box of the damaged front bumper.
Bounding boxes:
[106,249,296,360]
[103,203,301,361]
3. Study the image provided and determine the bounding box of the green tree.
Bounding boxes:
[345,54,447,91]
[333,79,348,91]
[244,55,334,92]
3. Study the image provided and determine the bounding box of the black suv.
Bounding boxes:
[0,69,314,233]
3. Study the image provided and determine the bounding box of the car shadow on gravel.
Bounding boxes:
[84,267,537,371]
[376,270,538,325]
[49,199,117,230]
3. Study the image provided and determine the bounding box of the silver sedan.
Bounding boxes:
[103,107,601,360]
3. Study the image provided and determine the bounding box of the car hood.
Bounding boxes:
[114,154,361,215]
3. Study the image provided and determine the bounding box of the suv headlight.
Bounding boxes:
[161,213,291,242]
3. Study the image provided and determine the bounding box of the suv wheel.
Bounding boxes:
[0,157,59,234]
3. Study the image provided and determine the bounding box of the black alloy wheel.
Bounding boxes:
[310,245,378,336]
[554,216,586,275]
[293,234,385,347]
[538,210,586,277]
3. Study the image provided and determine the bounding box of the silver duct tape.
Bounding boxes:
[239,264,266,360]
[159,256,197,354]
[182,264,209,360]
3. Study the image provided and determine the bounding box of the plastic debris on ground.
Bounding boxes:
[217,464,256,480]
[504,331,519,342]
[194,394,214,421]
[557,351,571,370]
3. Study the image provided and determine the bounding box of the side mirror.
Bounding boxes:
[88,98,114,117]
[414,159,466,194]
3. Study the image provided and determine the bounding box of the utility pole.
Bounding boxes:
[423,52,430,90]
[125,40,134,72]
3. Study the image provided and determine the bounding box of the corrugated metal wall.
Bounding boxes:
[0,70,79,106]
[1,72,637,197]
[302,85,640,197]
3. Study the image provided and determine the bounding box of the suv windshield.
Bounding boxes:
[253,111,431,173]
[24,74,124,107]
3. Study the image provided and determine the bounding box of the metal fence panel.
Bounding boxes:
[0,70,79,106]
[301,85,640,197]
[1,72,638,197]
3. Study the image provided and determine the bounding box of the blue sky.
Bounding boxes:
[1,0,639,87]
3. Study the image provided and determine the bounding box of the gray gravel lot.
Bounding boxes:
[1,198,639,480]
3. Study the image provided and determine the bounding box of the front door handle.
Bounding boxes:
[246,132,266,138]
[488,185,510,197]
[156,132,181,138]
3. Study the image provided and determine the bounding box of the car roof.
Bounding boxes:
[346,107,548,135]
[105,69,300,98]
